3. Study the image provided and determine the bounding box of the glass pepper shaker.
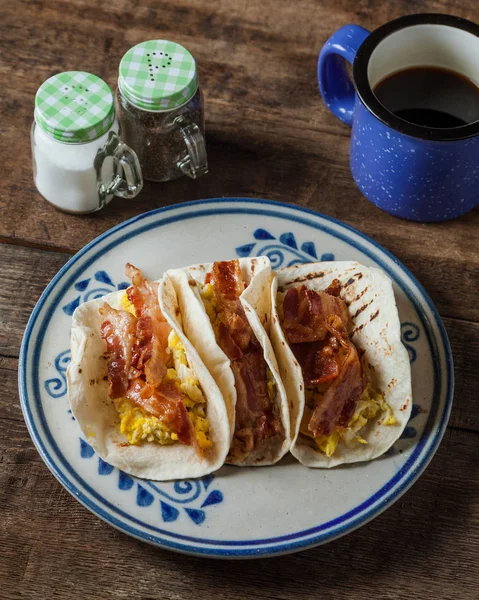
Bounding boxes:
[31,71,143,214]
[116,40,208,182]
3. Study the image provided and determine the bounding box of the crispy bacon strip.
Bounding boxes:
[324,279,342,297]
[211,260,244,300]
[281,283,366,438]
[208,260,282,457]
[231,348,281,446]
[125,263,171,386]
[308,343,366,437]
[290,339,341,386]
[100,304,136,399]
[282,282,349,344]
[126,378,195,445]
[210,261,252,354]
[290,313,351,386]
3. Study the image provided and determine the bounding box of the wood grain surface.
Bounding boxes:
[0,1,478,599]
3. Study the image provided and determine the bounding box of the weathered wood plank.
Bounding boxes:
[0,245,69,357]
[446,317,479,433]
[0,357,23,423]
[1,421,477,599]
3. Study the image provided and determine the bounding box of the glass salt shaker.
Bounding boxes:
[31,71,143,214]
[116,40,208,182]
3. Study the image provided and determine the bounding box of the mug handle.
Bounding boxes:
[318,25,370,126]
[174,113,209,179]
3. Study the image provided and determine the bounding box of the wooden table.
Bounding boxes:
[1,1,478,598]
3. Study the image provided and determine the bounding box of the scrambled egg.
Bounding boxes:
[301,383,396,457]
[200,282,216,322]
[200,282,222,340]
[121,292,137,314]
[115,398,177,445]
[115,292,211,450]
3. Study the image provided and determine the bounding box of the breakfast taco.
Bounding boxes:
[166,257,291,466]
[67,264,231,480]
[270,261,412,467]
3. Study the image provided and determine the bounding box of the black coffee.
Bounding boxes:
[373,66,479,128]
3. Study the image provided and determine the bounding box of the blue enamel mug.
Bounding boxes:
[318,14,479,222]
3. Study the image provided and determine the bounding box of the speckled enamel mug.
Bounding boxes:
[318,13,479,222]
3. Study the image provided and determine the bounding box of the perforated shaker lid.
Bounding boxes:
[34,72,115,143]
[118,40,198,111]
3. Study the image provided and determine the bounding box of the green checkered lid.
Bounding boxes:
[118,40,198,111]
[34,72,115,143]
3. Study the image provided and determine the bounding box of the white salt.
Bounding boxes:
[32,120,120,214]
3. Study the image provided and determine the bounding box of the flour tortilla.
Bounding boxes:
[166,256,291,466]
[67,282,231,481]
[271,261,412,467]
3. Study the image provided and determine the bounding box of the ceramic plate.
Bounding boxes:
[19,198,453,558]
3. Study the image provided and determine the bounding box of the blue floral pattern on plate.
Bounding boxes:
[236,228,335,267]
[63,270,129,316]
[79,437,222,525]
[45,350,71,398]
[400,322,421,363]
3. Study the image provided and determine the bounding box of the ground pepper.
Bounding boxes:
[116,39,207,182]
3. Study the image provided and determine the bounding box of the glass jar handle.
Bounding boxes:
[174,113,208,179]
[95,131,143,209]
